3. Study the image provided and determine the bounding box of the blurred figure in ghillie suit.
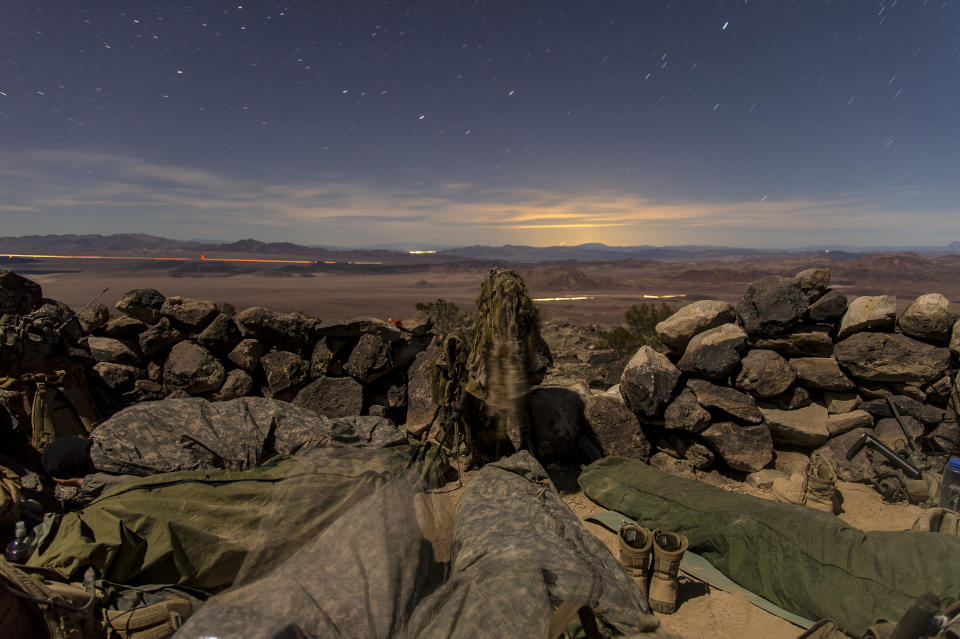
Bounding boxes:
[431,268,551,466]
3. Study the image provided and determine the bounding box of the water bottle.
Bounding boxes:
[4,520,31,563]
[940,457,960,511]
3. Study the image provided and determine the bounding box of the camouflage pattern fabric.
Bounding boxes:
[177,451,664,639]
[88,396,405,476]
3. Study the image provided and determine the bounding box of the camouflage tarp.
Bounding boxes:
[579,456,960,637]
[176,452,667,639]
[28,445,439,591]
[87,396,405,476]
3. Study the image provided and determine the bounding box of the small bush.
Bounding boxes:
[415,298,471,333]
[598,302,674,356]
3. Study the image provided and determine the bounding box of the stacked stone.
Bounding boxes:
[63,287,436,426]
[585,268,958,484]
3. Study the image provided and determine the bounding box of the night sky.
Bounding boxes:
[2,1,958,249]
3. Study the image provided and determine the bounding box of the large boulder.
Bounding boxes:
[77,303,110,335]
[795,268,831,302]
[789,357,856,391]
[951,319,960,359]
[619,346,681,419]
[260,350,309,396]
[760,385,811,411]
[528,386,584,460]
[84,336,141,365]
[823,391,861,414]
[138,317,186,357]
[160,297,219,332]
[807,290,848,324]
[584,394,652,460]
[115,288,166,324]
[826,410,873,436]
[102,316,148,338]
[663,388,712,433]
[677,323,748,379]
[292,376,365,419]
[234,306,318,354]
[837,295,896,339]
[736,274,810,337]
[687,378,762,423]
[898,294,956,343]
[91,362,141,394]
[734,349,795,397]
[0,270,42,315]
[700,422,773,472]
[344,333,394,384]
[163,342,225,394]
[654,300,736,352]
[316,317,404,342]
[874,416,924,451]
[211,369,254,401]
[197,313,243,355]
[752,329,834,357]
[404,344,439,438]
[834,332,951,383]
[860,394,944,428]
[760,403,830,446]
[310,337,349,378]
[226,338,265,373]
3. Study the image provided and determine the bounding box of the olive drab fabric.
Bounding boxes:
[579,456,960,638]
[0,463,22,527]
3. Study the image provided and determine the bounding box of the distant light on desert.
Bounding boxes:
[532,296,596,302]
[407,250,437,254]
[642,294,687,299]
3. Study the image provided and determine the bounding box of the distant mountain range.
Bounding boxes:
[1,234,959,264]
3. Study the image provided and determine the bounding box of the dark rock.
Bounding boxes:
[227,338,266,373]
[760,403,829,446]
[146,360,162,383]
[677,323,748,379]
[654,300,737,352]
[138,317,186,357]
[925,375,953,405]
[102,316,148,338]
[365,370,407,413]
[752,328,834,357]
[736,274,810,337]
[163,341,225,394]
[92,362,141,393]
[259,350,308,396]
[344,333,394,384]
[734,348,795,397]
[211,369,254,401]
[687,378,763,423]
[663,388,711,433]
[528,386,584,460]
[861,394,944,427]
[197,313,242,355]
[404,344,438,438]
[235,306,318,354]
[584,393,652,461]
[807,289,848,324]
[77,303,109,335]
[759,385,811,411]
[951,319,960,359]
[619,345,682,419]
[834,332,951,383]
[160,296,219,332]
[83,336,141,365]
[898,293,956,343]
[0,270,42,315]
[316,317,404,342]
[815,428,874,482]
[889,382,927,403]
[795,268,831,302]
[700,421,773,472]
[683,442,715,470]
[838,295,896,339]
[924,420,960,454]
[789,357,856,391]
[121,379,165,403]
[309,336,351,378]
[874,416,924,451]
[649,451,697,479]
[115,288,165,324]
[292,376,365,418]
[391,333,433,370]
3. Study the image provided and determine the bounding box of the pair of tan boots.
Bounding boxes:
[617,525,689,614]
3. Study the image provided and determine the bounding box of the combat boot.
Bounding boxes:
[648,530,688,614]
[805,454,841,514]
[617,524,653,596]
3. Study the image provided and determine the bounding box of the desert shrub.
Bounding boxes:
[598,302,674,356]
[415,298,471,333]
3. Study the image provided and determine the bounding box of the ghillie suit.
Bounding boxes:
[431,268,551,466]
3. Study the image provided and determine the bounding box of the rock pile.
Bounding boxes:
[583,268,959,486]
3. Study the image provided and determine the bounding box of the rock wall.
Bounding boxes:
[585,268,960,483]
[0,272,438,432]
